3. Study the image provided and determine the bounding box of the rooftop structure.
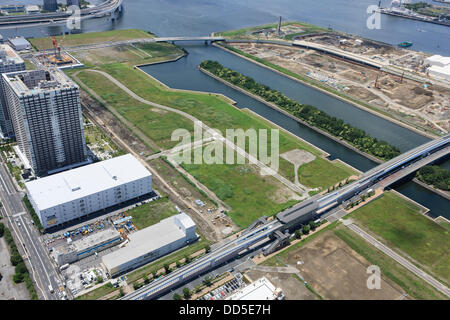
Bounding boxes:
[3,68,88,175]
[53,229,122,266]
[226,277,284,300]
[102,213,197,276]
[7,37,32,51]
[0,44,25,138]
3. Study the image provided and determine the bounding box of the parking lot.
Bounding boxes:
[198,273,245,300]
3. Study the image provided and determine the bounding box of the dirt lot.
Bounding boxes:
[283,230,407,300]
[246,269,317,300]
[0,237,30,300]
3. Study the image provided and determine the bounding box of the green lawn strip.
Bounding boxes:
[75,282,116,300]
[348,191,450,286]
[334,226,447,300]
[29,29,154,50]
[291,273,323,300]
[125,197,178,230]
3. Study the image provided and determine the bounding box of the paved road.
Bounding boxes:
[0,162,63,300]
[344,220,450,298]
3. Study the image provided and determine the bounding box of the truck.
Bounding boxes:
[60,263,70,271]
[48,284,54,293]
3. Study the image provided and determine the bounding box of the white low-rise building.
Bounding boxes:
[25,154,152,229]
[102,213,197,277]
[226,277,285,300]
[425,55,450,81]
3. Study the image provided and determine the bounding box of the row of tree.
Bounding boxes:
[200,60,400,161]
[0,222,38,299]
[416,165,450,191]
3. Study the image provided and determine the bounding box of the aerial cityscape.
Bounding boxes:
[0,0,448,311]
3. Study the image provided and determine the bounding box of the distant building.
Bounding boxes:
[3,68,88,175]
[25,154,153,229]
[102,213,197,277]
[0,5,25,13]
[0,44,25,139]
[25,5,41,14]
[53,229,122,266]
[226,277,285,300]
[7,37,32,51]
[67,0,81,7]
[425,55,450,81]
[43,0,58,12]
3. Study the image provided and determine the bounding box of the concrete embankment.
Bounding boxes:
[199,66,383,164]
[214,42,439,140]
[412,178,450,201]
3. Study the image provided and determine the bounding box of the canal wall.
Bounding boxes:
[412,178,450,201]
[199,66,384,164]
[214,42,438,140]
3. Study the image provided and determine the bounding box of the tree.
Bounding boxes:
[294,229,302,239]
[202,276,212,287]
[13,273,24,283]
[0,223,4,237]
[96,276,103,284]
[176,261,181,268]
[133,282,141,290]
[152,270,157,278]
[143,274,150,284]
[119,288,124,297]
[184,254,191,263]
[15,262,27,275]
[205,245,211,253]
[302,224,310,235]
[173,293,182,300]
[182,287,191,299]
[309,221,316,231]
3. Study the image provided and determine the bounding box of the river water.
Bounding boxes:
[1,0,448,217]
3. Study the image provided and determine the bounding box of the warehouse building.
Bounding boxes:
[7,37,32,51]
[25,154,153,229]
[102,213,197,277]
[425,55,450,81]
[53,229,122,266]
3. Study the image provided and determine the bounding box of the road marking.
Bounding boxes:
[13,211,26,218]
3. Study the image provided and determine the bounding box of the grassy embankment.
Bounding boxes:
[216,21,328,40]
[125,196,178,230]
[73,62,356,227]
[346,191,450,287]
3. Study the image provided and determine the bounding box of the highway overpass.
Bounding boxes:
[120,134,449,300]
[0,0,122,28]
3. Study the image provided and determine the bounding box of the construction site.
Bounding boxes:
[31,35,83,69]
[228,41,450,133]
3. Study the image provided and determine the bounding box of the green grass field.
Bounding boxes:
[182,160,299,228]
[126,197,178,230]
[29,29,153,50]
[349,191,450,286]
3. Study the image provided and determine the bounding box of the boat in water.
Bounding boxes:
[398,41,413,48]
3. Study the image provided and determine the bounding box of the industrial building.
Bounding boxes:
[3,68,88,175]
[25,154,153,229]
[102,213,197,277]
[226,277,285,300]
[53,229,121,266]
[7,37,32,51]
[0,44,25,139]
[425,55,450,81]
